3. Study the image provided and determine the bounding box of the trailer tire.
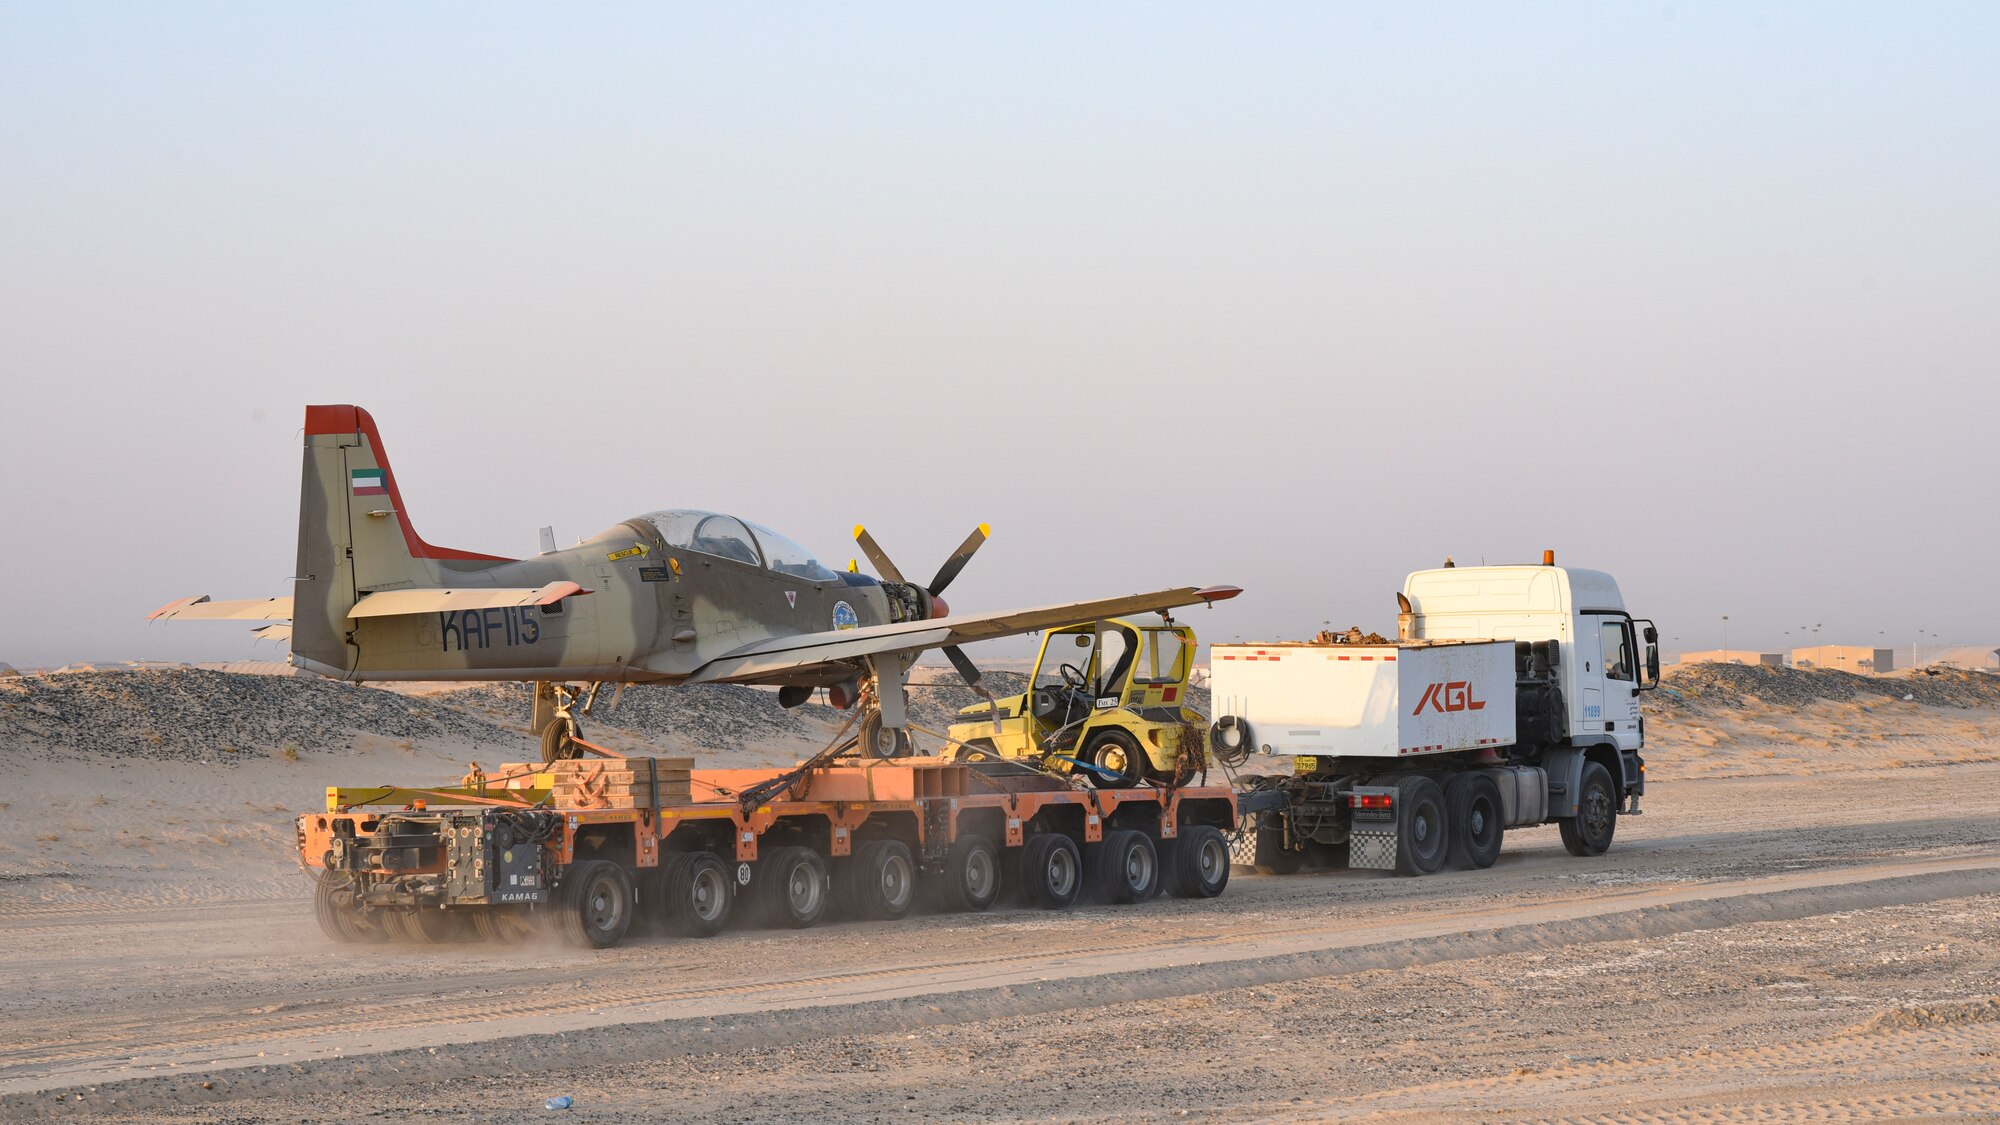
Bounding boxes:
[1084,730,1146,789]
[758,846,831,929]
[657,851,733,938]
[844,840,918,921]
[938,836,1002,913]
[1392,776,1449,876]
[1444,772,1505,870]
[471,907,534,944]
[1167,825,1230,898]
[1252,816,1304,876]
[551,859,635,948]
[1022,832,1083,909]
[1559,761,1618,857]
[1097,829,1160,903]
[313,871,382,943]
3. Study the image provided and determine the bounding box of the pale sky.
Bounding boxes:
[3,3,1996,668]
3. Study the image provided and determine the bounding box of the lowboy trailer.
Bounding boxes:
[302,753,1269,948]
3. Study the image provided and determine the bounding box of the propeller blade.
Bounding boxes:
[927,523,989,595]
[942,644,982,687]
[943,644,1003,735]
[852,524,907,584]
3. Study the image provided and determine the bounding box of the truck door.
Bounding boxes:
[1573,619,1605,734]
[1596,618,1644,751]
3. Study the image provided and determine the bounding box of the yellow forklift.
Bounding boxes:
[946,616,1206,788]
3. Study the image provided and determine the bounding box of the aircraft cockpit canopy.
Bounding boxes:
[641,510,841,581]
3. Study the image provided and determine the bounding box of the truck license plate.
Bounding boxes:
[1293,755,1319,775]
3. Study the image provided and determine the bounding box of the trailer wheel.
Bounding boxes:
[1392,776,1449,876]
[758,846,831,928]
[389,905,460,944]
[1252,816,1304,876]
[1097,830,1160,903]
[1560,762,1618,857]
[551,859,635,948]
[656,851,733,938]
[938,836,1002,912]
[1168,825,1230,898]
[313,871,382,943]
[1022,832,1083,909]
[471,907,534,944]
[1084,730,1145,789]
[845,840,918,921]
[1444,773,1505,870]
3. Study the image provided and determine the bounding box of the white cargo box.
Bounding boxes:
[1210,639,1517,759]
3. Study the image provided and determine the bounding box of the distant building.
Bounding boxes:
[1791,646,1896,675]
[1677,650,1783,667]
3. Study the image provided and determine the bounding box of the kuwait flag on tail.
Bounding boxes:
[351,468,388,496]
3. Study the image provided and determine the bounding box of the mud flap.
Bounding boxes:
[1346,785,1399,871]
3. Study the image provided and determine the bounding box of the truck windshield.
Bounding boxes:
[1134,629,1187,684]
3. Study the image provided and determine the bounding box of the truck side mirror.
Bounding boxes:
[1646,643,1660,683]
[1643,625,1658,644]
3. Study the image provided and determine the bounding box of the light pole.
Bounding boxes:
[1722,615,1730,657]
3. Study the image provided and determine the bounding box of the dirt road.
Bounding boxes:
[4,762,1998,1122]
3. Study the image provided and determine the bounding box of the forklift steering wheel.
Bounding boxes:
[1059,662,1088,692]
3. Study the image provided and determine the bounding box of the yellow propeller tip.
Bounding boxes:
[852,524,866,539]
[977,523,991,537]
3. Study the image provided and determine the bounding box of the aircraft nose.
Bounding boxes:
[929,594,950,619]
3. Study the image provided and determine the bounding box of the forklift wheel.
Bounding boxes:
[1084,730,1145,789]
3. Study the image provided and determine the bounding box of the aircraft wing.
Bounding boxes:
[149,595,295,621]
[685,585,1240,684]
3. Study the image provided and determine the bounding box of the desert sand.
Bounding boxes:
[2,663,1997,1122]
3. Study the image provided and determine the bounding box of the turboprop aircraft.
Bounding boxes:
[151,405,1239,759]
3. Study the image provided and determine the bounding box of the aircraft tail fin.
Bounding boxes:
[293,405,512,674]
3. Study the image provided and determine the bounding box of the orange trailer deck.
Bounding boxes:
[301,755,1257,947]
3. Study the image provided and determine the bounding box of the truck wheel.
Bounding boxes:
[1252,816,1304,875]
[1392,776,1449,877]
[1085,730,1145,789]
[844,840,917,921]
[1022,832,1083,909]
[1560,762,1618,857]
[1168,825,1230,898]
[939,836,1002,912]
[1444,773,1505,870]
[758,845,830,928]
[1097,829,1160,903]
[552,859,635,948]
[658,851,733,938]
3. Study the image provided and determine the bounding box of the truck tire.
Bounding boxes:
[1252,816,1304,875]
[1022,832,1083,909]
[1392,776,1449,877]
[1096,829,1161,903]
[1444,772,1505,870]
[1167,825,1230,898]
[1560,761,1618,857]
[758,845,831,928]
[658,851,733,938]
[551,859,635,948]
[938,836,1002,912]
[844,840,917,921]
[1085,730,1145,789]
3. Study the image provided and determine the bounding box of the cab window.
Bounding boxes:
[1096,626,1136,695]
[1134,629,1188,685]
[1601,620,1633,681]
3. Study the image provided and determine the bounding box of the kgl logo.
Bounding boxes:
[1413,681,1486,714]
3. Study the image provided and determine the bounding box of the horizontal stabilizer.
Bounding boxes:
[345,581,592,619]
[149,595,295,621]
